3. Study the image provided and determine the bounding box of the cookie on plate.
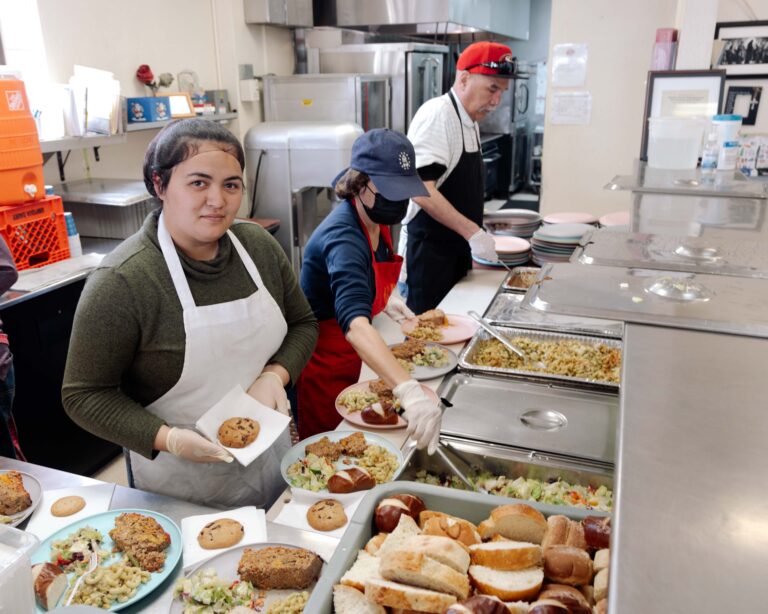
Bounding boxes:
[50,495,86,517]
[217,417,260,448]
[197,518,245,550]
[307,499,347,531]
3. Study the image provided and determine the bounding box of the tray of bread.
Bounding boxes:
[29,508,181,612]
[306,481,611,614]
[0,469,42,527]
[171,542,324,613]
[281,431,404,500]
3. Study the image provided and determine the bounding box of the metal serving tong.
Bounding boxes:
[467,310,547,370]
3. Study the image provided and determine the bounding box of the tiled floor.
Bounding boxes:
[93,456,128,486]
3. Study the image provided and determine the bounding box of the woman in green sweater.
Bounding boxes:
[63,119,318,508]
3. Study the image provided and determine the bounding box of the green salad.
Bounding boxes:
[174,568,256,613]
[412,346,449,368]
[50,526,109,571]
[286,453,336,491]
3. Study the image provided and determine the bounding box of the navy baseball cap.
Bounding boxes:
[333,129,429,201]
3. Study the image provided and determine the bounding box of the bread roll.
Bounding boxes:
[528,599,570,614]
[362,401,399,425]
[393,534,470,573]
[420,511,481,547]
[375,495,426,532]
[593,548,610,573]
[32,562,67,611]
[582,516,611,551]
[594,598,608,614]
[480,504,547,544]
[542,515,587,551]
[445,595,509,614]
[593,568,609,602]
[328,468,376,493]
[468,565,543,601]
[468,541,542,571]
[543,546,593,586]
[539,583,591,614]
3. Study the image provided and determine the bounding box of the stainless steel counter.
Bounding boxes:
[0,457,339,613]
[611,324,768,613]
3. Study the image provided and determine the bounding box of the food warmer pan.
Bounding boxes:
[484,292,623,339]
[437,373,617,465]
[458,326,622,391]
[522,262,768,338]
[304,481,609,614]
[572,227,768,278]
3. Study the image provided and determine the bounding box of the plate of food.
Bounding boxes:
[0,469,42,527]
[171,542,324,613]
[401,309,479,345]
[29,509,182,612]
[281,431,404,499]
[335,378,439,429]
[389,339,458,381]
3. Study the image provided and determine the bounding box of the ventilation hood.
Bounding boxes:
[314,0,530,42]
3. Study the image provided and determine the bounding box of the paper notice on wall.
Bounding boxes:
[550,92,592,125]
[535,61,548,116]
[552,43,588,87]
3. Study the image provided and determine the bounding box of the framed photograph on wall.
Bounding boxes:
[723,78,768,132]
[639,70,726,160]
[713,21,768,78]
[168,92,196,118]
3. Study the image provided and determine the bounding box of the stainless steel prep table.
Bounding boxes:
[611,324,768,613]
[0,457,339,613]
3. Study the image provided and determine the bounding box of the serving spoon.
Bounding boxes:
[467,310,547,371]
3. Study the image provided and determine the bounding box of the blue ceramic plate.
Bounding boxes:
[30,509,182,612]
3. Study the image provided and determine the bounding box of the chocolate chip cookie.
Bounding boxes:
[197,518,244,550]
[306,499,347,531]
[217,417,260,448]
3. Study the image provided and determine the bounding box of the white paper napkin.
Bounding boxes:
[180,506,267,571]
[24,483,116,540]
[272,490,364,540]
[196,384,291,467]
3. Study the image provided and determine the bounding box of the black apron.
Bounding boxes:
[406,91,485,314]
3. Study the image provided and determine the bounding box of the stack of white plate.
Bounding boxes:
[530,223,594,265]
[483,209,542,238]
[542,211,599,226]
[473,236,531,268]
[599,210,630,232]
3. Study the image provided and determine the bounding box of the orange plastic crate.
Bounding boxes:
[0,195,70,270]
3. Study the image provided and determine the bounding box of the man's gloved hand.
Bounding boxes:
[468,229,499,263]
[384,294,416,323]
[166,427,234,463]
[393,379,441,455]
[247,371,289,415]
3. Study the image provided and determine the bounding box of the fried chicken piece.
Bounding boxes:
[108,512,171,572]
[391,338,427,360]
[338,431,367,457]
[0,470,32,515]
[305,436,341,462]
[368,379,394,400]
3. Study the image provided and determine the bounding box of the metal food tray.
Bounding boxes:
[304,481,608,613]
[484,292,624,339]
[501,266,542,292]
[458,325,622,390]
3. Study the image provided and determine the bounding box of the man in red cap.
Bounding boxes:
[398,41,514,313]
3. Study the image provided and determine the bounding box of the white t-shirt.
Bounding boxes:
[398,88,481,281]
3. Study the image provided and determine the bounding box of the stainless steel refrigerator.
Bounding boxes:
[317,42,448,134]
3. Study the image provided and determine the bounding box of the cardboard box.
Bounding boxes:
[127,96,171,123]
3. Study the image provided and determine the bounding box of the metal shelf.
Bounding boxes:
[40,133,127,154]
[125,111,238,132]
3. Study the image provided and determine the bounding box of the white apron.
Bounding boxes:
[130,213,290,509]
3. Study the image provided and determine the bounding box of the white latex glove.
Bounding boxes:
[247,371,290,415]
[469,229,499,263]
[166,427,234,463]
[394,379,441,455]
[384,294,415,323]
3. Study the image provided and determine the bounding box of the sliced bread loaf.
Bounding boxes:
[340,550,382,592]
[469,541,542,571]
[468,565,544,601]
[397,534,470,573]
[482,504,547,544]
[380,550,470,599]
[364,578,458,613]
[333,584,387,614]
[377,514,421,557]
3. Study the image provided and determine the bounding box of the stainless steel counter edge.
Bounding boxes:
[610,323,768,613]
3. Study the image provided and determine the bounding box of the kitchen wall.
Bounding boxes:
[540,0,678,217]
[34,0,294,214]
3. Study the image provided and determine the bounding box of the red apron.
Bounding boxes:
[297,205,402,438]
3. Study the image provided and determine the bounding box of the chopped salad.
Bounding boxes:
[174,567,257,613]
[50,526,110,571]
[286,453,336,491]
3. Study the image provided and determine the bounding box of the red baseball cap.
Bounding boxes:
[457,41,514,77]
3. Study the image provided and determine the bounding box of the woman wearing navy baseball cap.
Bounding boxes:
[296,129,442,454]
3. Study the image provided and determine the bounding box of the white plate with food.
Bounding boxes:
[29,509,181,612]
[401,310,479,345]
[0,469,42,528]
[335,379,439,429]
[281,431,404,500]
[170,542,325,613]
[389,340,458,381]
